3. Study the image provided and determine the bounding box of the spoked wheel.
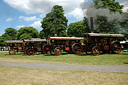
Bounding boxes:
[9,49,16,55]
[27,49,35,56]
[72,43,82,54]
[92,46,101,56]
[54,47,61,56]
[43,45,51,55]
[111,42,122,54]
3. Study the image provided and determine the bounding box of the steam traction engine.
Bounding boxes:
[23,38,47,56]
[83,33,124,56]
[5,40,24,55]
[43,37,84,55]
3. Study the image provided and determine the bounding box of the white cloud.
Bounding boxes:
[66,8,84,20]
[19,16,41,22]
[16,25,25,29]
[4,0,85,20]
[6,18,13,22]
[29,21,41,29]
[117,0,128,12]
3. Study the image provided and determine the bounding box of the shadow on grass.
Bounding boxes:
[124,62,128,64]
[77,53,91,56]
[118,52,128,55]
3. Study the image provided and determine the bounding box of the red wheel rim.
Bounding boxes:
[54,48,61,56]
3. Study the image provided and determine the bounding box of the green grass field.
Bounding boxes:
[0,51,128,66]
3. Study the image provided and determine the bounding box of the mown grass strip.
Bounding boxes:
[0,52,128,65]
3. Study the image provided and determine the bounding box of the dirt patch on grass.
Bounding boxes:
[0,66,128,85]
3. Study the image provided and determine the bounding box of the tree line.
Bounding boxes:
[0,0,128,46]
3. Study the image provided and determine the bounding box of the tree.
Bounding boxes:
[0,36,5,46]
[17,27,39,40]
[41,5,68,38]
[39,30,45,39]
[5,28,17,40]
[67,21,88,37]
[93,0,124,14]
[83,17,90,32]
[0,28,17,46]
[118,12,128,39]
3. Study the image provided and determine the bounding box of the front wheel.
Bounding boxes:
[54,47,61,56]
[92,46,100,56]
[9,49,16,55]
[111,42,122,54]
[27,49,35,56]
[72,43,82,54]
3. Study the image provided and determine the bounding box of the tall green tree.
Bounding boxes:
[0,28,17,46]
[41,5,68,38]
[67,21,88,37]
[5,28,17,40]
[17,27,39,40]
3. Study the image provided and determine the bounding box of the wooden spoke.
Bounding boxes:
[92,46,100,56]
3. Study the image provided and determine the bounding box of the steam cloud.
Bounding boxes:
[80,1,124,30]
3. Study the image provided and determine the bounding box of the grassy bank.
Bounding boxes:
[0,66,128,85]
[0,52,128,66]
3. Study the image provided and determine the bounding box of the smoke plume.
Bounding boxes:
[80,1,124,30]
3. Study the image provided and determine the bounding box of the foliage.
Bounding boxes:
[83,17,91,32]
[0,28,17,46]
[39,30,45,39]
[17,27,39,40]
[118,19,128,39]
[93,0,124,14]
[41,5,68,38]
[5,28,17,38]
[67,21,89,37]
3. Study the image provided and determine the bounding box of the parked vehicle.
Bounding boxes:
[23,38,47,56]
[5,40,24,55]
[43,37,84,55]
[83,33,124,56]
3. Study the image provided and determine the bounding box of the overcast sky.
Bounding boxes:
[0,0,127,36]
